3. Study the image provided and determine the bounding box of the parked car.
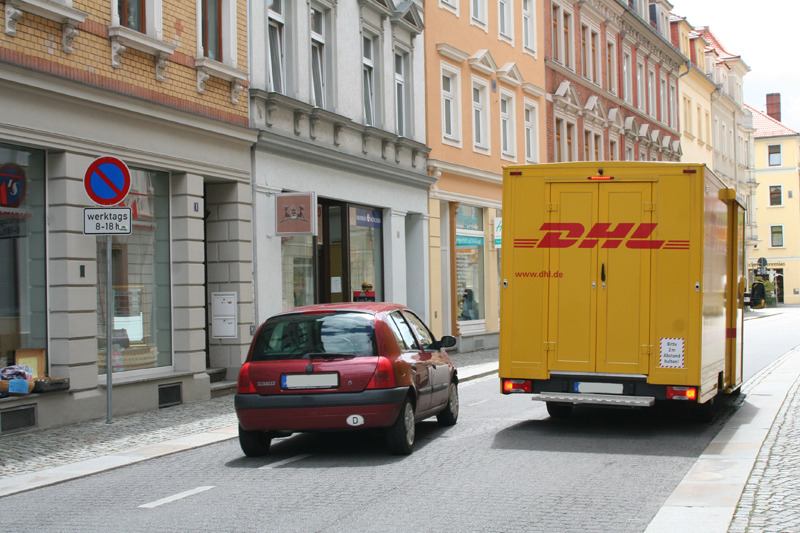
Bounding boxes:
[235,302,459,456]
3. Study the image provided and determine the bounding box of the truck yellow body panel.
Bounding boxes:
[499,162,745,408]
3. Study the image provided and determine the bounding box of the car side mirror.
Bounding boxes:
[438,335,457,349]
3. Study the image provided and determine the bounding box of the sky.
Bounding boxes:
[670,0,800,131]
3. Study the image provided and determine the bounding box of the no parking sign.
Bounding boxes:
[84,156,131,206]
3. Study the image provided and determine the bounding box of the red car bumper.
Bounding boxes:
[235,387,408,431]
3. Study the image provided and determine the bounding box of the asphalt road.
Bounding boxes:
[6,375,730,533]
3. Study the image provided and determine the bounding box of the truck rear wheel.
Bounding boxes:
[546,402,573,418]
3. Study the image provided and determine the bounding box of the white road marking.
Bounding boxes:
[259,453,313,469]
[139,485,215,509]
[467,399,490,407]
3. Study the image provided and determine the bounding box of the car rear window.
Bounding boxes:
[250,312,376,361]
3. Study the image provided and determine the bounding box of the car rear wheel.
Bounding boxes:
[386,397,415,455]
[437,382,459,426]
[546,402,573,418]
[239,425,272,457]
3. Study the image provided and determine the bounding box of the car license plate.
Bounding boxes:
[282,373,338,389]
[574,382,623,394]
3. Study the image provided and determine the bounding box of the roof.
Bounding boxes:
[745,104,800,138]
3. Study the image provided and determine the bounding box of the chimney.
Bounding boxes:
[766,93,782,122]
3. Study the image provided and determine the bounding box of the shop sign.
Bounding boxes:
[276,192,317,235]
[494,217,502,248]
[456,235,484,247]
[355,208,382,229]
[0,163,26,208]
[0,209,29,239]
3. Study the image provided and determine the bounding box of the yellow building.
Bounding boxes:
[746,99,800,304]
[424,1,547,349]
[670,16,715,167]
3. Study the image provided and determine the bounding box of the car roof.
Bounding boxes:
[274,302,409,317]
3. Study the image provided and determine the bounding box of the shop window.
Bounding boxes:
[281,235,315,310]
[97,168,171,374]
[456,205,485,321]
[0,144,47,369]
[349,206,383,302]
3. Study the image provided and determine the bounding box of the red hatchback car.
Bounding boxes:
[235,302,459,456]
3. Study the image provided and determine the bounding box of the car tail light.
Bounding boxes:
[502,379,532,394]
[367,357,396,389]
[666,386,697,401]
[237,362,257,394]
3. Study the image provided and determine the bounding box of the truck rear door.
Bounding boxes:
[546,180,653,375]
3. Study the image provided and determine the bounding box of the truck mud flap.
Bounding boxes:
[532,392,655,408]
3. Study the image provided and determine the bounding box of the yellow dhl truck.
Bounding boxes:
[499,162,746,418]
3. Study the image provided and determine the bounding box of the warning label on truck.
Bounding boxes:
[659,338,685,368]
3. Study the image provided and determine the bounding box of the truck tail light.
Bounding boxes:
[367,357,397,389]
[237,362,257,394]
[666,386,697,401]
[502,379,532,394]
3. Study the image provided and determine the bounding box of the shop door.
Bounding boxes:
[546,182,653,374]
[317,202,349,303]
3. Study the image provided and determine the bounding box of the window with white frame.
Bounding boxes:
[362,34,378,126]
[606,41,616,93]
[669,82,677,128]
[441,64,461,143]
[770,225,784,247]
[609,138,618,160]
[581,24,599,84]
[648,69,655,116]
[623,50,632,103]
[118,0,146,31]
[683,96,692,135]
[696,104,702,142]
[310,5,329,108]
[471,0,487,26]
[498,0,512,40]
[769,185,783,206]
[551,3,572,68]
[522,0,536,54]
[472,78,490,151]
[625,141,634,161]
[554,116,575,162]
[395,50,409,137]
[583,128,602,161]
[524,100,539,163]
[659,77,666,123]
[268,0,286,93]
[636,61,645,111]
[201,0,221,59]
[440,0,458,14]
[768,144,782,166]
[500,92,515,158]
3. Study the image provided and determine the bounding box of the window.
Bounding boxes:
[441,65,461,142]
[524,101,539,163]
[310,6,328,108]
[456,205,485,322]
[498,0,511,38]
[770,225,784,248]
[623,51,632,103]
[0,144,47,369]
[648,69,655,115]
[551,3,572,68]
[659,77,667,122]
[609,139,617,160]
[118,0,145,31]
[472,79,490,151]
[606,41,616,93]
[769,185,783,207]
[583,130,602,161]
[581,25,599,83]
[98,167,172,375]
[471,0,487,26]
[636,61,645,111]
[500,93,515,158]
[522,0,536,53]
[362,35,377,126]
[683,96,692,135]
[395,51,409,136]
[768,144,782,166]
[554,117,574,162]
[201,0,221,59]
[268,0,286,93]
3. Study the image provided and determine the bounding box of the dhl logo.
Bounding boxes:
[514,223,689,250]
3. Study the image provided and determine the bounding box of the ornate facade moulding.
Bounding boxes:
[6,0,86,53]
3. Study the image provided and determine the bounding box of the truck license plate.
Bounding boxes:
[282,373,338,389]
[574,382,623,394]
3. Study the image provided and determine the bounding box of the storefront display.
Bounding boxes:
[455,205,485,321]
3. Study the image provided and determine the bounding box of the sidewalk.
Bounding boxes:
[2,336,800,533]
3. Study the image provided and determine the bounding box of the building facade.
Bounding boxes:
[1,0,256,430]
[544,0,684,166]
[248,0,434,348]
[424,0,547,350]
[746,98,800,304]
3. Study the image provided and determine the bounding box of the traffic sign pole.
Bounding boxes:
[106,235,113,424]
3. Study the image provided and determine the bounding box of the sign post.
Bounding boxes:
[84,157,132,424]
